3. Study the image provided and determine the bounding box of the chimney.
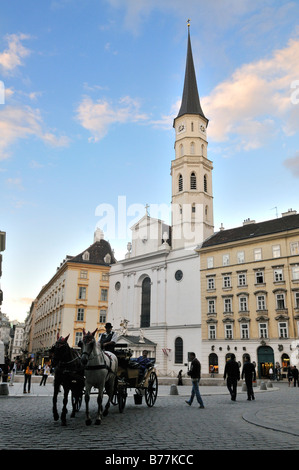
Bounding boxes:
[281,208,297,217]
[243,218,256,226]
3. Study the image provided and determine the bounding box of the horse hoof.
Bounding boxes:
[103,409,108,417]
[86,419,92,426]
[61,422,67,426]
[95,419,102,425]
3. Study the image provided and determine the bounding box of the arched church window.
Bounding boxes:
[180,144,184,157]
[178,174,183,192]
[190,172,197,189]
[190,142,195,155]
[175,337,183,364]
[140,277,151,328]
[204,174,208,193]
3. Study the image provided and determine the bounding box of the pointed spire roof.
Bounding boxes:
[175,25,208,124]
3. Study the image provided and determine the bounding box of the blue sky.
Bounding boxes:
[0,0,299,322]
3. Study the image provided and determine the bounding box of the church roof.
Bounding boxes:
[117,335,156,346]
[175,27,207,123]
[201,213,299,248]
[69,239,117,266]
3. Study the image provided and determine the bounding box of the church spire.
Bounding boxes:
[175,22,208,124]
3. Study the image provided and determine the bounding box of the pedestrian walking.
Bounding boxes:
[223,353,240,401]
[40,363,50,386]
[292,365,298,387]
[185,352,205,408]
[287,365,293,387]
[177,370,183,386]
[241,355,256,400]
[23,358,34,393]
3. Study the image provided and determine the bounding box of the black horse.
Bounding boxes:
[50,333,85,426]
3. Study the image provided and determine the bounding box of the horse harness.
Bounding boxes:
[82,348,115,374]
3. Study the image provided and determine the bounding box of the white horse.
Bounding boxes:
[81,329,118,425]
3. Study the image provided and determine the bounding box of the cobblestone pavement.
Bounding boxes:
[1,381,299,452]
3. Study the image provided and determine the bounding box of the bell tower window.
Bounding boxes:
[204,174,208,193]
[190,172,197,189]
[178,174,183,192]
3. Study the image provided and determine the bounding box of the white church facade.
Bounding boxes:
[108,26,214,376]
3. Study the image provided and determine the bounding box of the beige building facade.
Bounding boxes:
[199,210,299,378]
[31,232,116,361]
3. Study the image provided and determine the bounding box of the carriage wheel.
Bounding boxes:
[145,371,158,407]
[118,385,127,413]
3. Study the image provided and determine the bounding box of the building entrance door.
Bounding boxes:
[257,346,274,378]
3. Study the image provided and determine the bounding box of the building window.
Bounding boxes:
[100,289,108,301]
[295,292,299,309]
[257,295,266,310]
[77,308,84,321]
[276,293,286,310]
[259,323,268,338]
[207,257,214,269]
[224,298,232,313]
[290,242,299,255]
[82,251,90,261]
[274,268,283,282]
[140,277,151,328]
[102,273,109,281]
[239,296,248,312]
[78,286,86,300]
[272,245,281,258]
[254,248,262,261]
[208,299,216,314]
[99,309,106,323]
[209,325,216,340]
[207,277,215,290]
[190,142,195,154]
[223,254,230,266]
[255,271,264,284]
[241,323,249,339]
[238,273,247,286]
[237,251,245,263]
[80,270,88,279]
[223,275,231,288]
[75,332,83,346]
[204,174,208,192]
[278,322,288,338]
[178,174,183,192]
[292,265,299,280]
[190,172,197,189]
[225,324,233,339]
[174,337,183,364]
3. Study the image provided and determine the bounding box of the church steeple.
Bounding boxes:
[171,22,214,250]
[175,23,208,124]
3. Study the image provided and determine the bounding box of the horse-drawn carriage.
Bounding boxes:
[112,343,158,413]
[50,331,158,426]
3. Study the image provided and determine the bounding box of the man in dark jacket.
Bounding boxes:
[223,353,240,401]
[241,355,256,400]
[292,365,299,387]
[185,352,205,408]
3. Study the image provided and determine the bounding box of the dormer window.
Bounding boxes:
[82,251,90,261]
[104,253,111,264]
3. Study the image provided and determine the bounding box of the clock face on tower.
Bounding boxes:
[200,124,206,133]
[177,123,185,134]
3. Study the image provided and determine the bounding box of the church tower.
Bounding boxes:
[171,23,214,250]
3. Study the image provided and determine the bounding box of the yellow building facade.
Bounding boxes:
[198,210,299,378]
[31,234,116,360]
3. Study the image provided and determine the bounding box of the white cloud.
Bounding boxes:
[0,105,70,160]
[76,95,148,141]
[0,33,31,75]
[201,37,299,151]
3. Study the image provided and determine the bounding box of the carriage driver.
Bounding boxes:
[98,323,118,353]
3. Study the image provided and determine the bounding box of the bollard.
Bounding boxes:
[260,381,267,390]
[170,384,179,395]
[0,383,9,396]
[267,381,273,388]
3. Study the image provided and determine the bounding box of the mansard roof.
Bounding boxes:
[69,239,116,265]
[201,213,299,248]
